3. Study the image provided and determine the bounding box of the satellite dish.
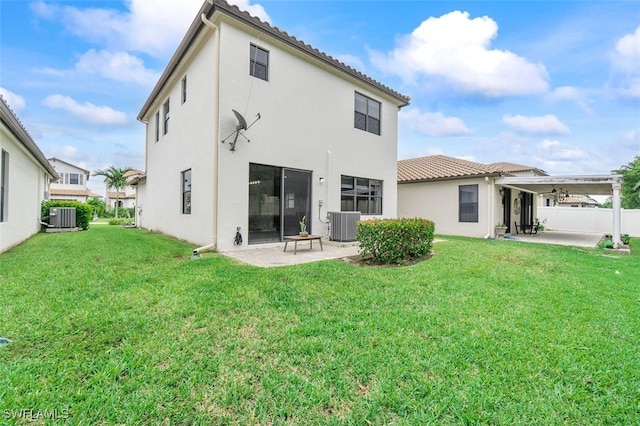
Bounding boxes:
[221,109,261,152]
[233,109,248,131]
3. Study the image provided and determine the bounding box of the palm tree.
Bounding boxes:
[93,165,133,218]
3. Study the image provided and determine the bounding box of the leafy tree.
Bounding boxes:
[93,165,133,218]
[87,197,106,217]
[612,155,640,209]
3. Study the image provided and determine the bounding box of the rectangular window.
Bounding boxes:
[0,150,8,222]
[181,76,187,104]
[354,92,381,135]
[163,99,170,135]
[341,175,382,215]
[182,169,191,214]
[70,173,79,185]
[459,184,479,222]
[155,111,160,142]
[250,44,269,81]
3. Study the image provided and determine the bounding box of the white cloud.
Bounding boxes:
[535,138,588,167]
[75,50,159,86]
[401,108,470,136]
[31,0,271,58]
[49,145,80,160]
[369,11,549,97]
[0,87,26,112]
[43,95,127,125]
[503,114,570,135]
[610,25,640,99]
[547,86,593,114]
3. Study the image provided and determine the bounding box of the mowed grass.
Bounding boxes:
[0,226,639,424]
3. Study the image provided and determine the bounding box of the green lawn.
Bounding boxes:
[1,226,638,424]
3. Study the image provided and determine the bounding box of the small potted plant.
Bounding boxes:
[495,223,507,240]
[299,215,309,237]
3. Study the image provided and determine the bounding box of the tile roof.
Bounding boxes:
[398,155,500,183]
[488,162,548,176]
[107,191,135,199]
[138,0,409,120]
[50,188,101,197]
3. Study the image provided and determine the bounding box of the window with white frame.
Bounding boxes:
[354,92,381,135]
[459,184,478,222]
[250,44,269,81]
[340,175,382,215]
[182,169,191,214]
[0,150,8,222]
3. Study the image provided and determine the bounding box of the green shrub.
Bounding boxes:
[356,218,435,265]
[622,234,631,245]
[108,218,126,225]
[41,200,93,230]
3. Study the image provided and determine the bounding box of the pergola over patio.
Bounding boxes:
[495,175,623,246]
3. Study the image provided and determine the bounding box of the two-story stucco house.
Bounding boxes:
[1,96,59,253]
[134,0,409,251]
[48,158,100,202]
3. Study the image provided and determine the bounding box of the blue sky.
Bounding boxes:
[1,0,639,195]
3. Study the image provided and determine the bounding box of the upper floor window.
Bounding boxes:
[155,111,160,142]
[459,184,478,222]
[163,99,170,135]
[354,92,381,135]
[182,169,191,214]
[341,175,382,215]
[181,76,187,104]
[69,173,82,185]
[250,44,269,81]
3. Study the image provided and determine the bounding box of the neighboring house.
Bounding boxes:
[106,191,136,210]
[106,169,143,211]
[397,155,622,243]
[48,157,101,202]
[0,96,59,253]
[134,0,409,251]
[557,194,599,208]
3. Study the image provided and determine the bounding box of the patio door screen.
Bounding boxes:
[248,164,311,244]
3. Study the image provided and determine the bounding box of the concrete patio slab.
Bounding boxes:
[222,240,360,267]
[504,230,603,248]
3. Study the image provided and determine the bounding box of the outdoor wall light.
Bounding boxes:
[319,177,325,183]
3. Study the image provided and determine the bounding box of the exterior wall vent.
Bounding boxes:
[328,211,360,242]
[50,207,76,228]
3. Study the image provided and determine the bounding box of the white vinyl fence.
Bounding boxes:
[537,207,640,237]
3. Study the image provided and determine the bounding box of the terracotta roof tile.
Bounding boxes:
[397,155,499,183]
[488,162,548,176]
[50,188,101,197]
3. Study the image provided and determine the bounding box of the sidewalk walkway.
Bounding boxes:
[505,230,603,248]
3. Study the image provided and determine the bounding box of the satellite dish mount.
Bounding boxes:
[222,109,261,151]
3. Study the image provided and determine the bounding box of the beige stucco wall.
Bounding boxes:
[398,177,499,238]
[139,15,401,251]
[0,128,49,253]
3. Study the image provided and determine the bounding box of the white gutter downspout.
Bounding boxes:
[201,11,221,252]
[612,181,622,247]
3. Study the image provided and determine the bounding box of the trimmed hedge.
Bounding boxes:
[356,217,435,265]
[41,200,94,230]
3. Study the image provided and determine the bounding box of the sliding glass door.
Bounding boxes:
[248,164,311,244]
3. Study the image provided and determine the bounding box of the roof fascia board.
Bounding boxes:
[398,173,500,184]
[496,175,622,185]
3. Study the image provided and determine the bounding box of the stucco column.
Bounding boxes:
[612,182,621,247]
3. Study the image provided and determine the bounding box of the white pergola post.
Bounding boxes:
[612,182,622,247]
